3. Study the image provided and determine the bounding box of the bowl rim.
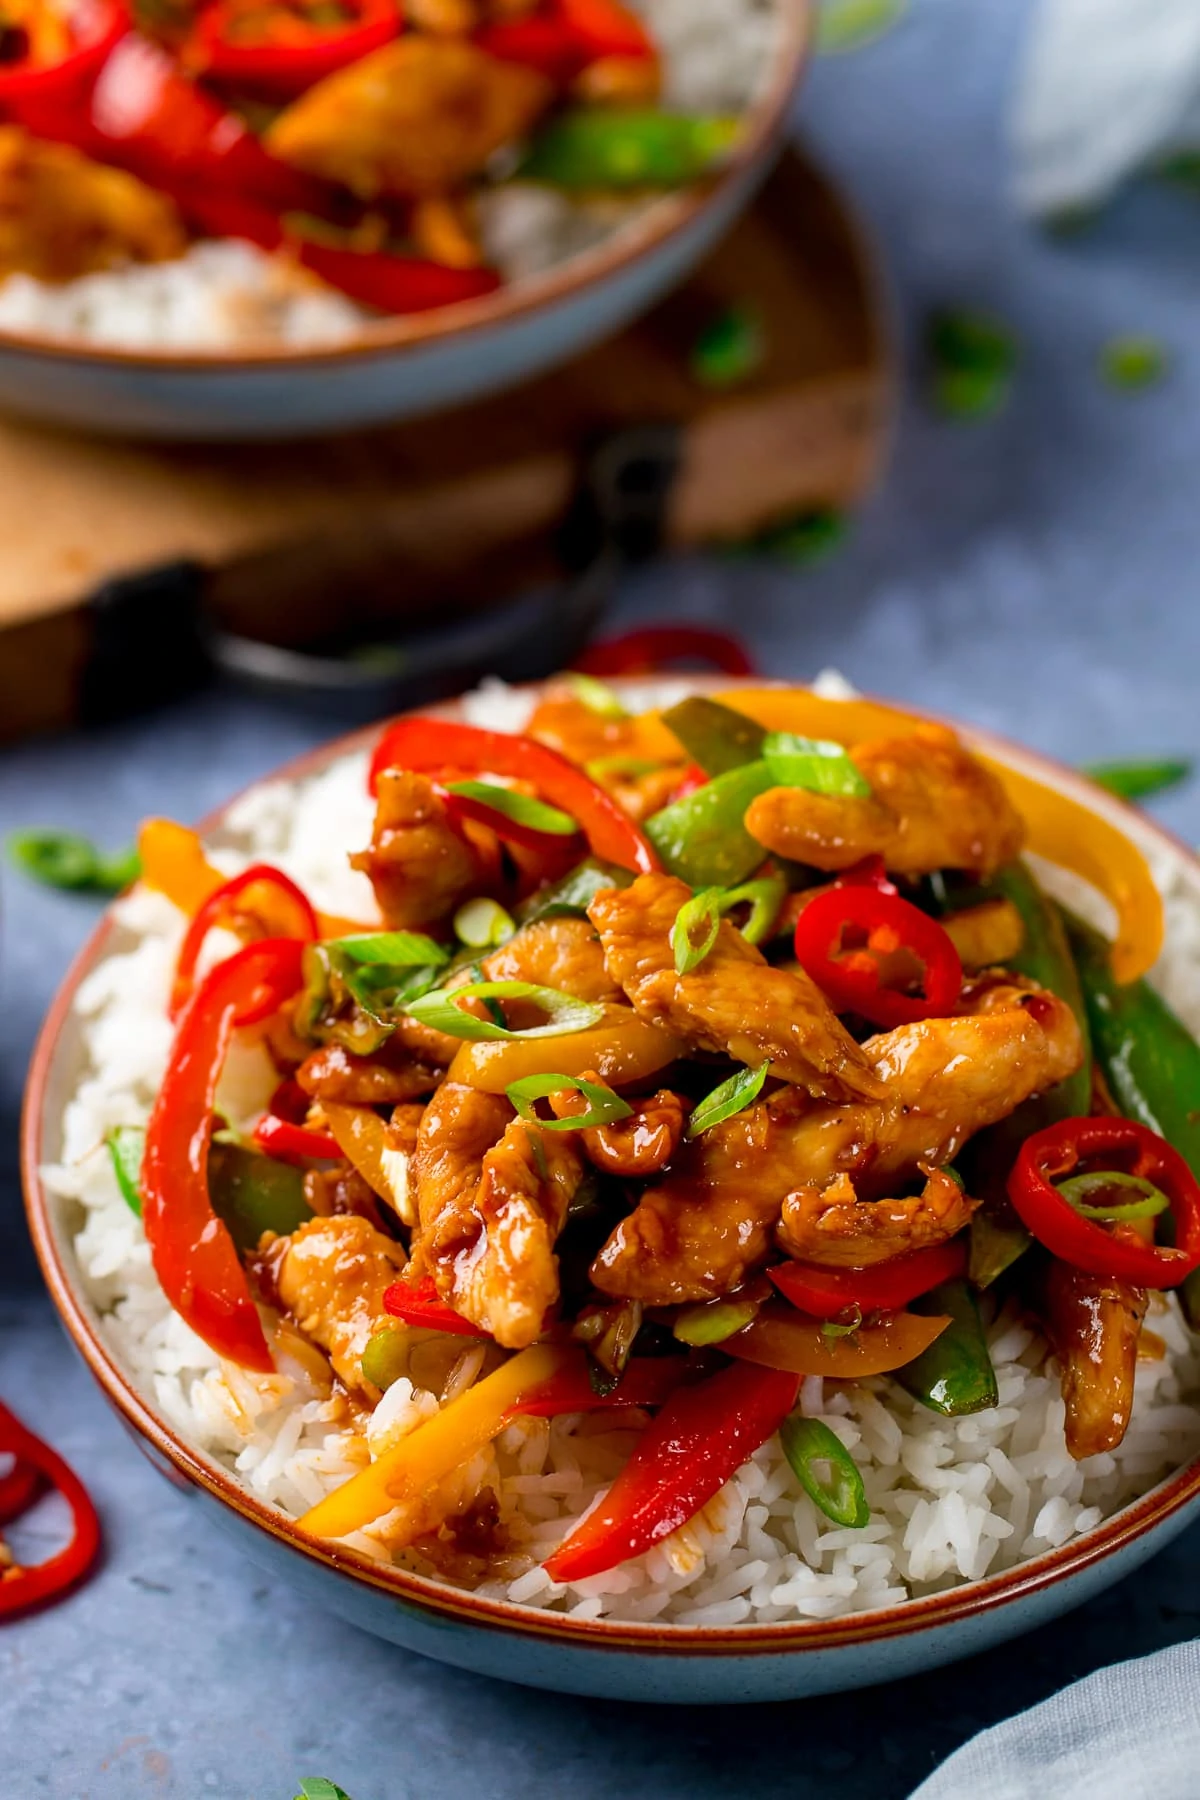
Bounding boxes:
[22,675,1200,1658]
[0,1,812,376]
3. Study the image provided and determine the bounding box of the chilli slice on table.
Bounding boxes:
[79,677,1200,1594]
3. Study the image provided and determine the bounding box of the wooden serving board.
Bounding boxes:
[0,145,892,743]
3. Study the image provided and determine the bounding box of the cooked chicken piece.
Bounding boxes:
[549,1076,686,1177]
[480,915,621,1004]
[411,1082,584,1347]
[351,769,480,928]
[592,976,1082,1302]
[411,192,483,268]
[777,1167,977,1267]
[302,1164,391,1232]
[406,0,479,33]
[941,898,1025,970]
[269,1214,406,1393]
[0,126,185,283]
[745,724,1025,878]
[589,873,882,1104]
[265,38,552,199]
[298,1041,443,1105]
[1037,1258,1147,1459]
[390,1013,463,1066]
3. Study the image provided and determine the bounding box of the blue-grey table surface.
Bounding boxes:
[4,1,1200,1794]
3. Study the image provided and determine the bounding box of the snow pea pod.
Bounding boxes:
[644,760,776,888]
[208,1142,313,1254]
[519,110,741,190]
[895,1279,999,1416]
[660,695,767,777]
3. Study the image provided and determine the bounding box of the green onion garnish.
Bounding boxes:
[1056,1170,1171,1223]
[672,1298,759,1346]
[1083,759,1191,802]
[359,1327,409,1393]
[584,755,661,781]
[817,0,906,54]
[780,1414,870,1528]
[329,931,448,969]
[717,873,786,946]
[106,1125,145,1217]
[404,980,605,1043]
[690,304,765,390]
[506,1072,632,1132]
[1099,336,1167,391]
[927,308,1016,421]
[312,933,449,1028]
[821,1308,862,1340]
[685,1061,770,1139]
[7,830,140,895]
[762,732,871,798]
[566,672,628,719]
[453,897,515,949]
[447,780,579,837]
[671,887,723,974]
[294,1783,355,1800]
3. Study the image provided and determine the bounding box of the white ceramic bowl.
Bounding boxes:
[0,4,811,439]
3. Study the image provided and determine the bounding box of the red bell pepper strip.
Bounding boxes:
[142,937,306,1373]
[555,0,654,60]
[542,1360,798,1583]
[369,718,660,875]
[793,885,963,1029]
[383,1277,491,1338]
[0,1401,101,1620]
[184,0,399,98]
[171,861,318,1020]
[475,15,586,80]
[573,626,757,678]
[87,31,324,212]
[770,1238,968,1320]
[0,0,125,126]
[253,1113,341,1163]
[510,1354,688,1417]
[1007,1117,1200,1288]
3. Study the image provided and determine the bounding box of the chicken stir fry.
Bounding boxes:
[135,682,1199,1582]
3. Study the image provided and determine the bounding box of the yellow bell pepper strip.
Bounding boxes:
[298,1343,564,1542]
[138,818,369,941]
[323,1102,414,1224]
[709,689,1162,983]
[446,1005,685,1093]
[723,1304,951,1378]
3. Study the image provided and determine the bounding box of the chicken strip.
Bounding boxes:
[745,724,1025,877]
[1036,1258,1147,1459]
[589,873,882,1104]
[0,126,185,282]
[268,1214,406,1393]
[351,769,480,928]
[592,977,1082,1302]
[298,1041,443,1105]
[776,1167,977,1267]
[480,915,620,1004]
[411,1082,584,1348]
[266,37,552,199]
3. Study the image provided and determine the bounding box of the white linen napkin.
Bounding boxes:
[1012,0,1200,215]
[909,1637,1200,1799]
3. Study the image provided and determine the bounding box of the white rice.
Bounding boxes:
[0,0,780,350]
[41,678,1200,1625]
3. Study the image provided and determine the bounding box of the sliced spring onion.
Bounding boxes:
[820,1309,862,1340]
[779,1413,870,1528]
[672,1298,759,1346]
[928,308,1016,421]
[453,897,516,950]
[690,304,765,389]
[762,732,872,797]
[1099,336,1167,391]
[106,1125,146,1217]
[446,780,579,837]
[360,1327,410,1393]
[506,1072,633,1132]
[1056,1170,1171,1223]
[566,672,628,719]
[329,931,449,969]
[671,887,723,974]
[717,874,787,946]
[516,857,633,925]
[7,830,140,894]
[404,980,605,1043]
[1083,758,1192,801]
[294,1782,355,1800]
[817,0,906,55]
[584,755,661,781]
[685,1060,770,1140]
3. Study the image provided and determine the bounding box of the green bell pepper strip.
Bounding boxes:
[207,1142,313,1254]
[1065,911,1200,1325]
[519,109,741,191]
[895,1279,999,1416]
[644,760,776,888]
[660,695,767,777]
[941,861,1092,1285]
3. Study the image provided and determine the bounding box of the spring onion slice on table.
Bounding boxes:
[94,676,1200,1615]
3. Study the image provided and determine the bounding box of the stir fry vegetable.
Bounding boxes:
[0,1401,101,1619]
